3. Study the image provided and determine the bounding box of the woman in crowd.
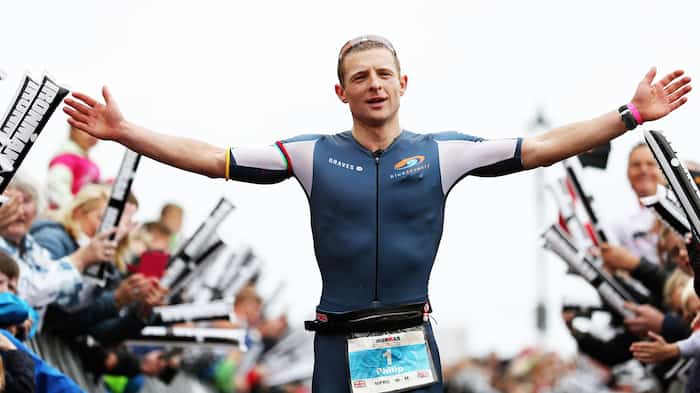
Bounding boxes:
[0,178,115,325]
[29,184,167,343]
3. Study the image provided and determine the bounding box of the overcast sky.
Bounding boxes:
[1,0,699,358]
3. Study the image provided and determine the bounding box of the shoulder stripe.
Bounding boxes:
[275,141,293,175]
[225,147,231,180]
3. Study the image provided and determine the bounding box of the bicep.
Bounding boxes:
[438,137,523,194]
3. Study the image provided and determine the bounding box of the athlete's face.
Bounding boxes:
[627,146,661,198]
[335,48,407,127]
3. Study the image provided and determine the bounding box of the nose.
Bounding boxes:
[368,72,382,91]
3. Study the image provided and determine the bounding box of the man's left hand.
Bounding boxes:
[631,68,691,122]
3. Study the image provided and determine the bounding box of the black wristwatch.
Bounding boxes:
[618,105,638,131]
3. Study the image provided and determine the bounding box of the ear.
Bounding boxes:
[335,84,348,104]
[71,208,82,221]
[399,75,408,96]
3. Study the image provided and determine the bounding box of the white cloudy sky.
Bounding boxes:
[1,0,699,358]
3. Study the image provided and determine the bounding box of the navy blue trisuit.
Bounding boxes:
[226,130,524,392]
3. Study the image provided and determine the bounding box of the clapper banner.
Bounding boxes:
[0,74,68,197]
[84,149,141,285]
[161,197,234,302]
[644,130,700,241]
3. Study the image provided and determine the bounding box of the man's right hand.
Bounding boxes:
[63,86,125,142]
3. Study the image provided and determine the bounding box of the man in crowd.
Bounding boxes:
[63,35,691,392]
[610,143,665,266]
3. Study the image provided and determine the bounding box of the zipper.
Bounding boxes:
[373,149,384,302]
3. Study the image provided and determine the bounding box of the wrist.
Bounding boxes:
[627,102,644,125]
[618,104,641,131]
[118,120,136,144]
[666,343,680,360]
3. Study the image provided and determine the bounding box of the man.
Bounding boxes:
[63,36,691,392]
[609,143,665,266]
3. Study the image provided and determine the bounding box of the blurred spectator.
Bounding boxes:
[0,331,35,393]
[0,252,84,392]
[611,143,663,265]
[47,126,101,211]
[158,203,183,253]
[0,178,111,323]
[130,221,172,256]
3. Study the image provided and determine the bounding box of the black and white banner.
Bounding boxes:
[641,185,691,236]
[562,157,610,245]
[84,148,141,285]
[126,326,246,349]
[168,197,235,268]
[163,236,225,303]
[644,130,700,241]
[161,197,234,302]
[0,74,68,196]
[542,224,636,319]
[152,299,233,324]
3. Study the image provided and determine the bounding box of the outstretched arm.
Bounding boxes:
[63,87,226,178]
[521,68,691,169]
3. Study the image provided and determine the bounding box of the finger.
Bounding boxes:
[667,84,692,103]
[648,331,664,342]
[657,70,685,88]
[71,91,99,107]
[64,98,94,116]
[664,76,691,93]
[668,96,689,112]
[66,118,90,132]
[643,67,657,85]
[62,107,89,124]
[102,86,114,105]
[623,302,638,312]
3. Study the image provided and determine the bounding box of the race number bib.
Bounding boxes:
[346,326,436,393]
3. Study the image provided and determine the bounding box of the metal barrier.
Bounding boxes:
[27,332,104,392]
[26,332,218,393]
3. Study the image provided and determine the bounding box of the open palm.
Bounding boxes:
[63,86,125,141]
[631,68,692,122]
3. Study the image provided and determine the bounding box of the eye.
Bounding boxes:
[351,75,366,83]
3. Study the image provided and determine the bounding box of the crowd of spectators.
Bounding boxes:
[442,143,700,393]
[0,127,307,393]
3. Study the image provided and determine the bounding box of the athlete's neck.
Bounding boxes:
[351,120,401,153]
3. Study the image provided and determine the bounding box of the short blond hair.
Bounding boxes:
[59,184,110,240]
[664,268,691,310]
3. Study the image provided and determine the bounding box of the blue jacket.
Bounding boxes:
[30,220,78,260]
[0,329,85,393]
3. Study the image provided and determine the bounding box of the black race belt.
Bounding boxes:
[304,302,430,334]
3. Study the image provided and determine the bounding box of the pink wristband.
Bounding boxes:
[627,103,643,125]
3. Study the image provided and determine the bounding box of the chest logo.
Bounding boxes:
[394,155,425,170]
[328,157,364,172]
[391,155,430,180]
